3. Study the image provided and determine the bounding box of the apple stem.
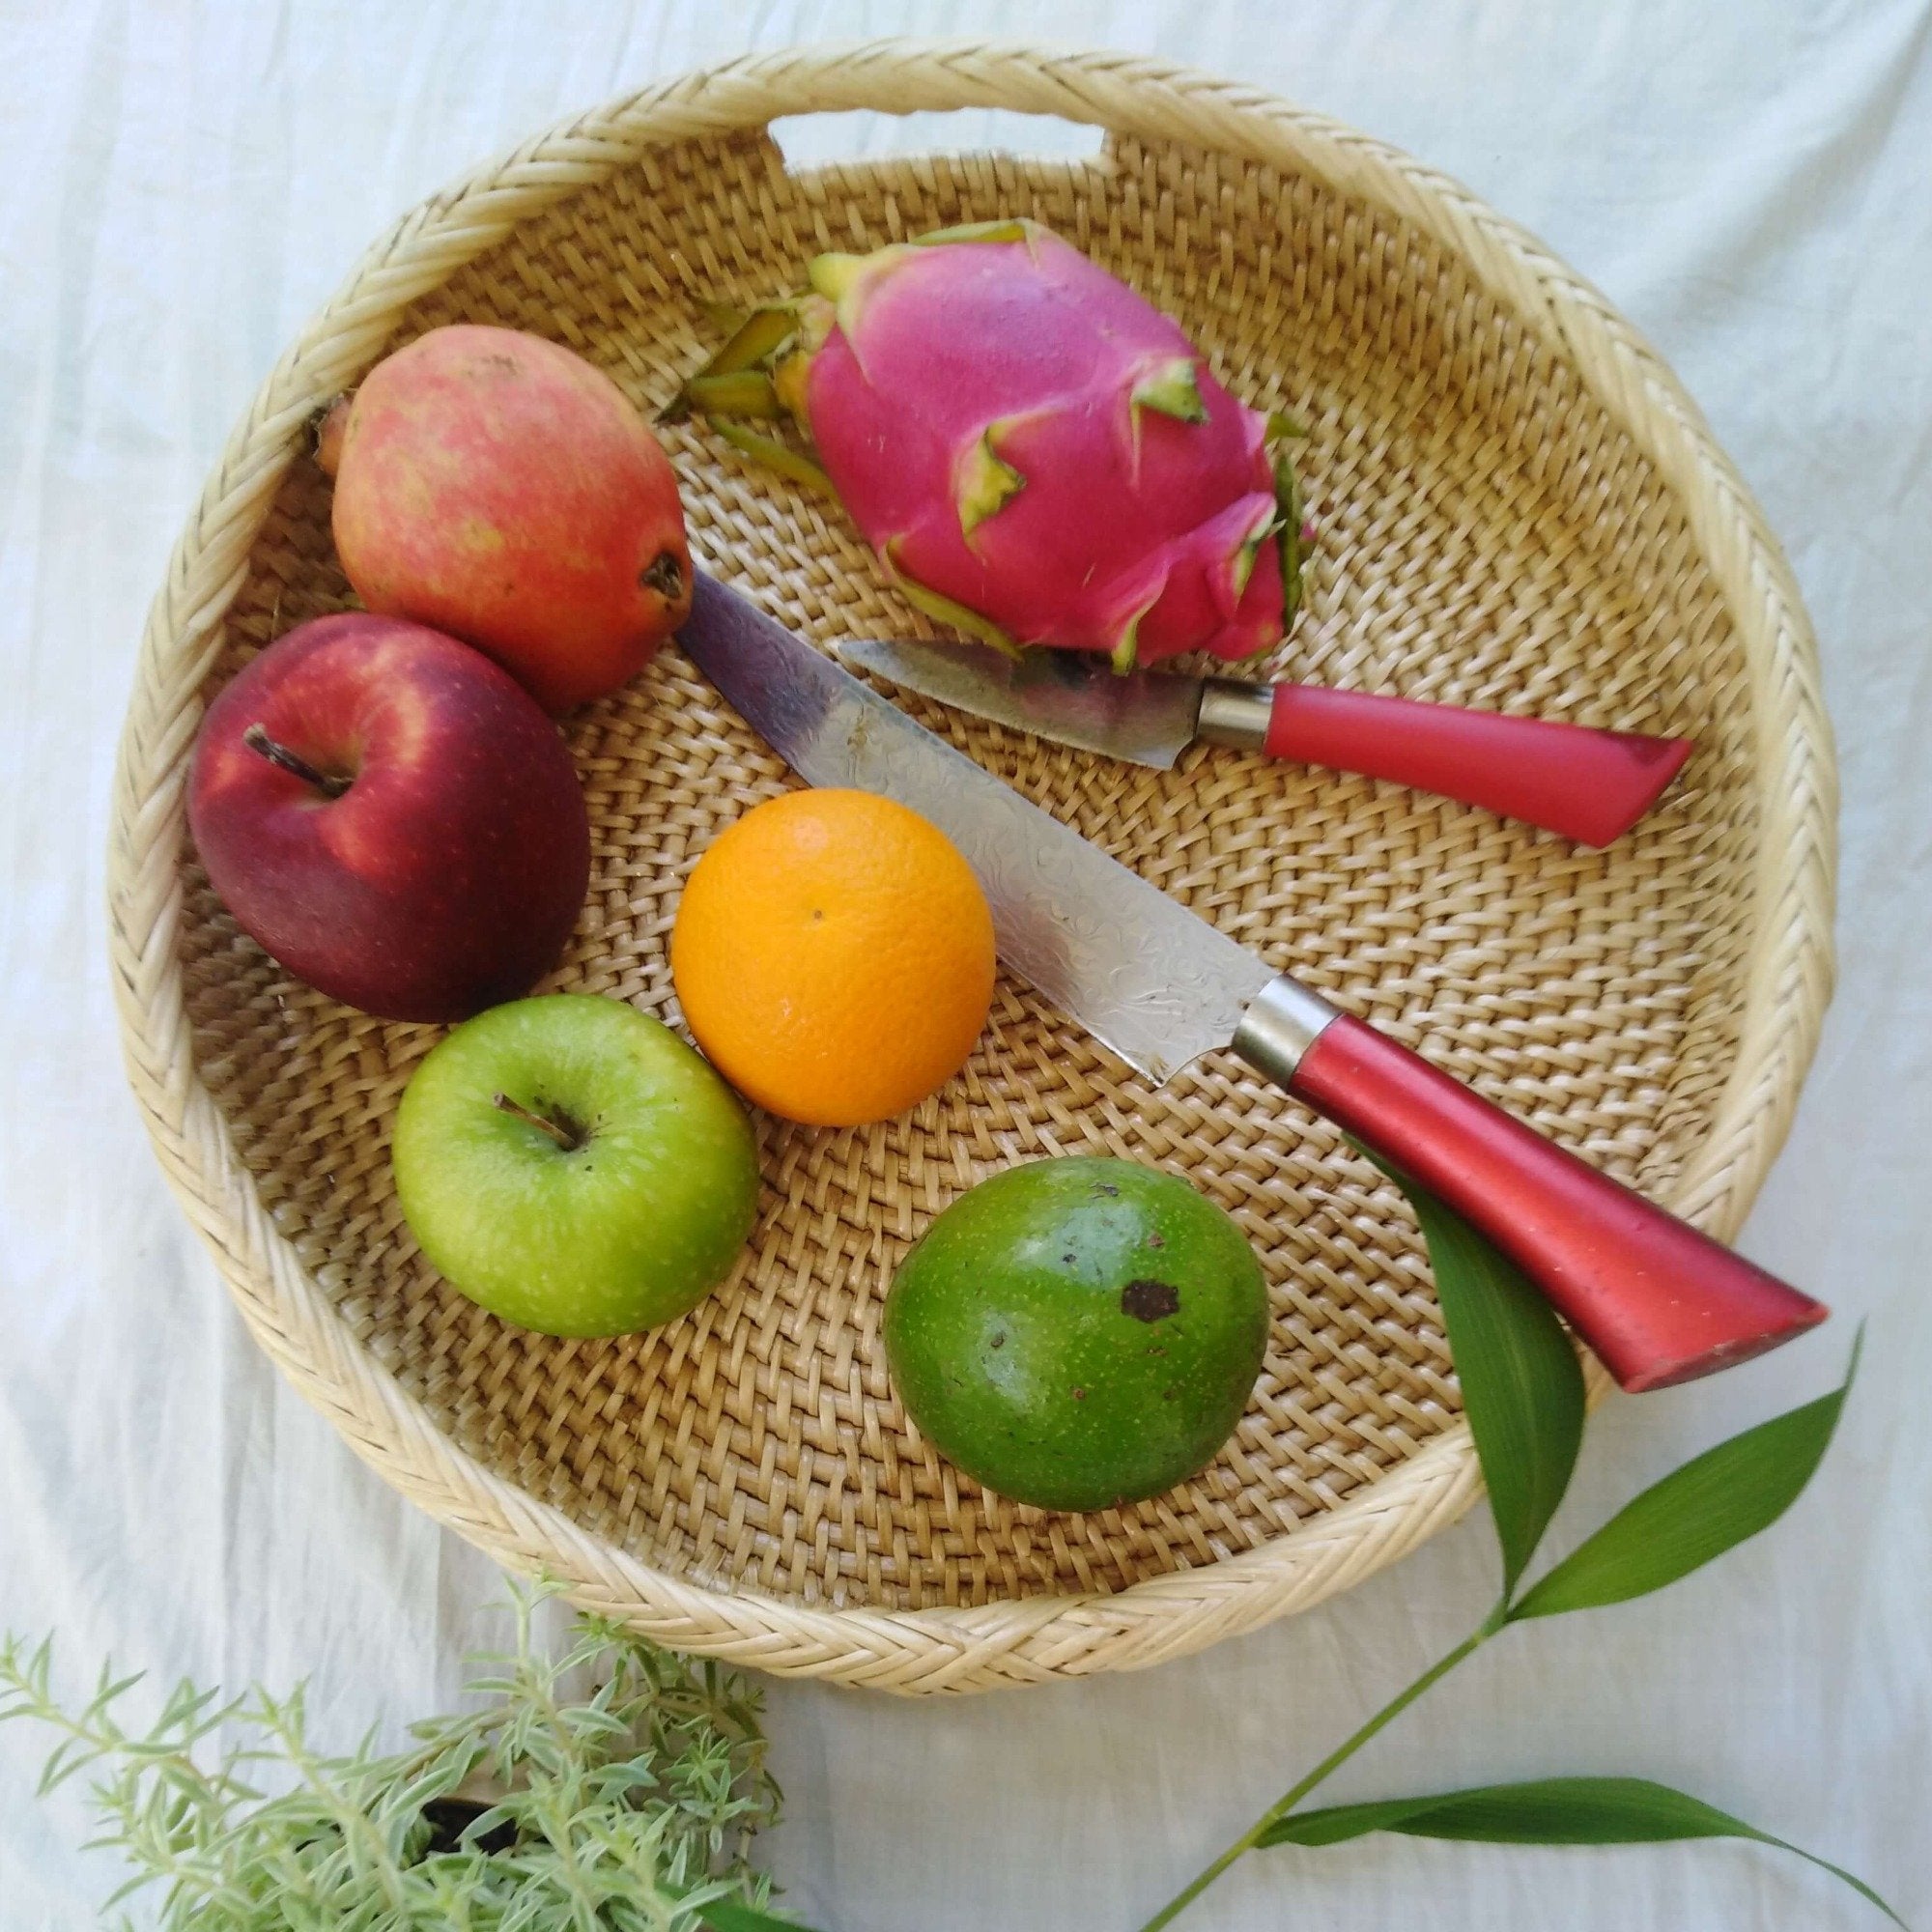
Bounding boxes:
[311,395,352,478]
[492,1092,583,1151]
[242,724,352,799]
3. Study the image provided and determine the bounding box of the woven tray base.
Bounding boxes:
[115,45,1833,1690]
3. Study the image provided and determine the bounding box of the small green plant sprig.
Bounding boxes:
[0,1580,780,1930]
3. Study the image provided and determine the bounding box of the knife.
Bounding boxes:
[680,575,1824,1391]
[834,637,1693,848]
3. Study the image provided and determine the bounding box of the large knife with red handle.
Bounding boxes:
[682,576,1824,1390]
[836,637,1693,848]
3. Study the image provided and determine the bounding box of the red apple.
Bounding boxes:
[187,612,591,1023]
[325,325,693,713]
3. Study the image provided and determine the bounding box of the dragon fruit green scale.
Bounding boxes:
[685,221,1302,670]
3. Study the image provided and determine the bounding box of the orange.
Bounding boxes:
[670,789,997,1128]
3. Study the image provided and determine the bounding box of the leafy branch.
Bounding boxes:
[1131,1161,1895,1930]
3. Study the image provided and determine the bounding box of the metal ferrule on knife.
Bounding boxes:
[1193,679,1277,753]
[1231,975,1343,1082]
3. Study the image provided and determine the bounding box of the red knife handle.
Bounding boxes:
[1253,683,1693,847]
[1267,1009,1827,1391]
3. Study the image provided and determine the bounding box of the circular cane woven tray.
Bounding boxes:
[107,43,1833,1693]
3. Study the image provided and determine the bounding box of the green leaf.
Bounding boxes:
[1259,1776,1906,1926]
[912,218,1034,247]
[703,1901,822,1932]
[685,371,784,419]
[1130,356,1209,424]
[702,304,801,377]
[1272,448,1305,631]
[1511,1328,1860,1621]
[882,538,1022,658]
[664,304,805,423]
[955,429,1027,537]
[1375,1155,1585,1598]
[711,421,839,500]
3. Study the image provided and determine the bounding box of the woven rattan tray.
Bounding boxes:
[107,43,1833,1693]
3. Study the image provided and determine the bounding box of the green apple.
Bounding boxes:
[392,995,760,1336]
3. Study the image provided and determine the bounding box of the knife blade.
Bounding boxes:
[678,573,1825,1390]
[834,636,1694,848]
[836,637,1205,769]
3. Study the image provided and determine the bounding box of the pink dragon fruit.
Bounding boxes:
[681,220,1303,670]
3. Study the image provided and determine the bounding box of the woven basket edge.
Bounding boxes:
[104,39,1833,1693]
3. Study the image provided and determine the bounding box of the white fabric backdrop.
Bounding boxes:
[3,3,1929,1927]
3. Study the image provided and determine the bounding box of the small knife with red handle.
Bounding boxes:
[686,576,1823,1390]
[836,638,1693,848]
